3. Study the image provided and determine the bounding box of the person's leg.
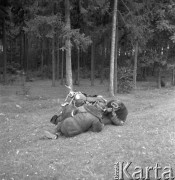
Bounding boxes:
[61,117,82,137]
[44,130,59,139]
[91,118,104,132]
[44,122,62,139]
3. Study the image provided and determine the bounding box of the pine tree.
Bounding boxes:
[65,0,73,89]
[109,0,118,97]
[123,0,152,89]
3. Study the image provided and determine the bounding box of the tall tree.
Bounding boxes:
[65,0,73,89]
[172,66,175,86]
[123,0,152,89]
[76,0,110,85]
[23,0,91,87]
[61,48,64,85]
[56,40,60,81]
[156,0,175,88]
[2,17,7,84]
[52,2,56,87]
[133,40,138,89]
[20,32,24,68]
[114,4,118,94]
[52,36,56,86]
[100,40,106,84]
[91,37,95,86]
[109,0,118,97]
[77,47,80,86]
[41,38,44,73]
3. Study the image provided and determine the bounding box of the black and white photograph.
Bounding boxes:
[0,0,175,179]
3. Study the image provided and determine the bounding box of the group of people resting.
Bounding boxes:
[44,90,128,139]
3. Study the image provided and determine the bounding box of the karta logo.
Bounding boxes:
[114,162,174,180]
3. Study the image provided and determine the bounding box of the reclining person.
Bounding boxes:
[45,104,104,139]
[51,99,128,128]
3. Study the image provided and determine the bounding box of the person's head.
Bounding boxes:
[107,100,128,122]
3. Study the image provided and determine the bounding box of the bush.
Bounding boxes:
[42,65,52,78]
[118,67,133,93]
[79,67,90,79]
[7,62,21,74]
[32,65,52,79]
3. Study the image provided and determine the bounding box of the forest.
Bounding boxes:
[0,0,175,95]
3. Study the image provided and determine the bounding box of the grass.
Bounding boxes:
[0,79,175,180]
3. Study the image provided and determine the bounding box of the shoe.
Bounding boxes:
[44,131,58,139]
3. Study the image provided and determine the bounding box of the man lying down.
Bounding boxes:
[44,95,128,139]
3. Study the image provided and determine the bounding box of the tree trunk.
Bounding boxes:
[46,39,49,66]
[41,38,44,72]
[172,67,175,86]
[20,32,23,68]
[83,51,86,74]
[91,38,95,86]
[61,49,64,85]
[114,15,118,94]
[77,48,80,86]
[100,41,106,84]
[157,67,161,89]
[65,0,73,89]
[133,40,138,90]
[109,0,118,97]
[27,35,31,72]
[26,36,30,73]
[10,38,13,63]
[142,67,147,80]
[2,17,7,84]
[56,40,60,80]
[23,33,26,71]
[25,35,29,74]
[152,63,155,76]
[52,36,56,87]
[15,38,18,63]
[23,33,29,72]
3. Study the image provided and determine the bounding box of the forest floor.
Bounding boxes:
[0,79,175,180]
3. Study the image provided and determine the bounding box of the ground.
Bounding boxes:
[0,79,175,180]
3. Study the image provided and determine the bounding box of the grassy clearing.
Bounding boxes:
[0,79,175,180]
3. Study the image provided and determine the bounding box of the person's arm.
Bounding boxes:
[110,111,124,126]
